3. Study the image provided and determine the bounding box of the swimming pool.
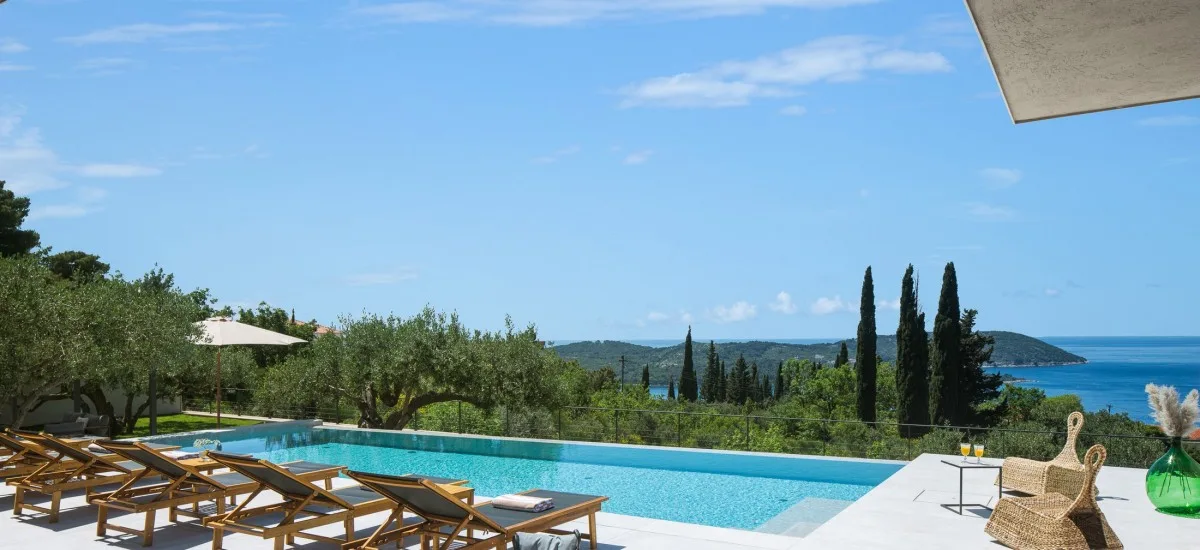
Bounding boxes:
[149,423,901,531]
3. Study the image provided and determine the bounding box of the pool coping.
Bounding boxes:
[316,423,911,467]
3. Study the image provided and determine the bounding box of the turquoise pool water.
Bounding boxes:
[151,425,901,530]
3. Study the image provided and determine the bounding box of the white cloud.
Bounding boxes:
[354,2,476,23]
[75,57,135,75]
[344,268,419,286]
[618,36,951,109]
[352,0,880,26]
[623,150,653,165]
[646,311,670,322]
[876,298,900,310]
[0,38,29,54]
[76,163,162,177]
[710,301,757,323]
[965,202,1016,222]
[0,63,32,72]
[811,295,850,315]
[0,109,69,194]
[60,22,251,45]
[185,11,287,21]
[680,311,694,324]
[980,167,1022,188]
[1044,288,1061,297]
[1137,115,1200,127]
[769,291,797,314]
[27,204,91,221]
[26,186,109,222]
[532,145,581,164]
[780,105,808,116]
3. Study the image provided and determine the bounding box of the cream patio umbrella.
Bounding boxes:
[193,317,306,426]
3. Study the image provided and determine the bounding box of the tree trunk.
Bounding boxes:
[119,394,152,434]
[81,384,118,438]
[356,384,384,428]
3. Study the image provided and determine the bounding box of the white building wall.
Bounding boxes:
[1,391,182,428]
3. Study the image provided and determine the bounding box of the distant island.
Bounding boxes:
[552,332,1086,385]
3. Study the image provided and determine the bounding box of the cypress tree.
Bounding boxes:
[667,375,676,400]
[855,266,878,424]
[729,354,749,404]
[718,360,727,402]
[761,375,771,402]
[835,342,850,367]
[701,340,719,402]
[929,262,963,426]
[641,365,650,390]
[960,309,1003,425]
[679,326,698,402]
[749,362,760,403]
[896,265,931,437]
[774,361,785,400]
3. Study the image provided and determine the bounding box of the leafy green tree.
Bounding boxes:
[258,307,568,430]
[960,309,1004,425]
[929,262,962,426]
[896,265,930,437]
[856,266,877,423]
[679,327,697,402]
[834,342,849,367]
[760,374,771,403]
[0,181,40,258]
[235,302,316,368]
[641,365,650,390]
[700,341,719,402]
[42,250,110,283]
[0,257,90,427]
[667,375,675,400]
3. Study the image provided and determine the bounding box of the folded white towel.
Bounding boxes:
[87,443,108,454]
[491,494,554,513]
[162,450,201,461]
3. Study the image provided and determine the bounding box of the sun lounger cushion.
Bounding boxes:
[513,531,582,550]
[475,491,602,529]
[493,494,555,512]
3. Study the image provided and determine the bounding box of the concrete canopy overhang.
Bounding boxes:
[965,0,1200,123]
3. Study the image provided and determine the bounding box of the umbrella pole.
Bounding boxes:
[216,347,222,428]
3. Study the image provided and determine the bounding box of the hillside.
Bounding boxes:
[552,332,1086,385]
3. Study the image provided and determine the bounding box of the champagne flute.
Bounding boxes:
[959,442,972,463]
[974,443,986,463]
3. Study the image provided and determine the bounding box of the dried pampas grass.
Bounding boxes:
[1146,383,1200,438]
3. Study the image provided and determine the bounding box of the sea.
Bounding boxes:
[559,337,1200,419]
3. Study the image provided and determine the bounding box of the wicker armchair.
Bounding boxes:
[997,411,1094,497]
[985,444,1122,550]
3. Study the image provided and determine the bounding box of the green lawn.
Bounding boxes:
[126,414,261,438]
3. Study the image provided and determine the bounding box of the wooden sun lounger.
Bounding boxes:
[201,452,466,550]
[0,431,73,481]
[90,441,345,547]
[6,430,147,523]
[344,471,608,550]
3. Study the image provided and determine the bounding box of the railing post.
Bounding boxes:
[457,401,463,434]
[335,397,342,424]
[614,409,620,442]
[557,409,564,440]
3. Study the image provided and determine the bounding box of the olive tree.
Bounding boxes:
[77,272,203,434]
[258,307,568,430]
[0,257,92,427]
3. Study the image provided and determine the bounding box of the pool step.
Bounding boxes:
[754,497,855,537]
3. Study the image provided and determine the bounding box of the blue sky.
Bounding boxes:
[2,0,1198,340]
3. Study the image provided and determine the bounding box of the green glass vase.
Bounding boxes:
[1145,437,1200,518]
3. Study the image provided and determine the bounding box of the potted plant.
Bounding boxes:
[193,438,223,453]
[1145,384,1200,518]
